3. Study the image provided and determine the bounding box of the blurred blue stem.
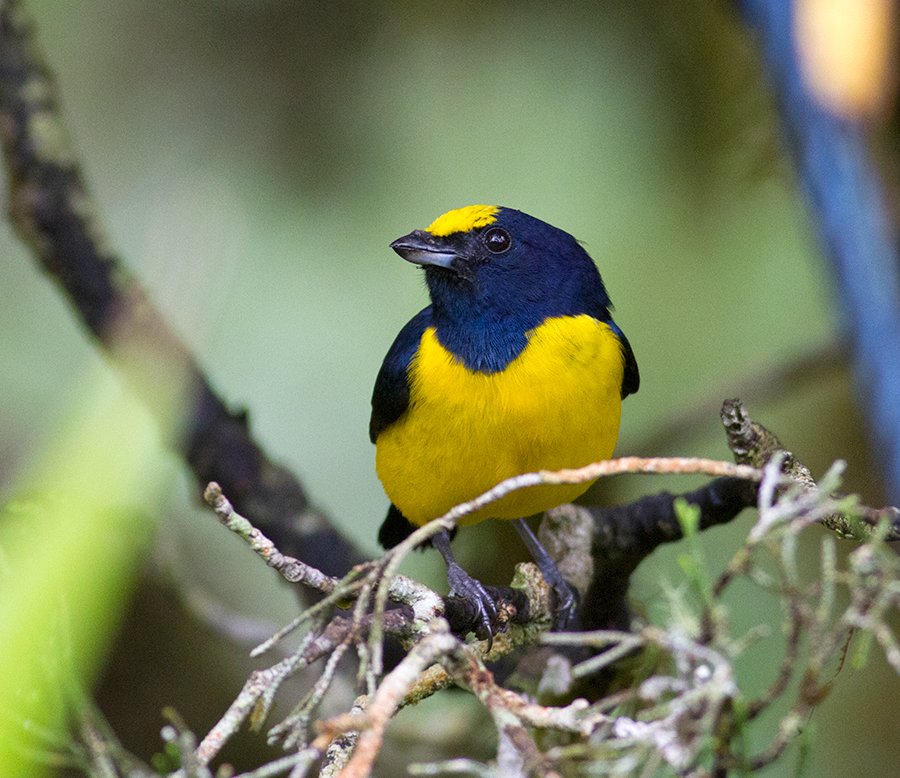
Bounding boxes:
[740,0,900,503]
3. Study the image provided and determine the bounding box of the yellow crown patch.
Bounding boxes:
[426,205,499,237]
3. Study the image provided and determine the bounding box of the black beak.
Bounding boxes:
[390,230,458,269]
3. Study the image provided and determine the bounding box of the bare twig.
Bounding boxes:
[204,482,341,595]
[722,399,900,540]
[316,626,465,778]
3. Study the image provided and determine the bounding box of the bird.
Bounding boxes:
[370,205,639,640]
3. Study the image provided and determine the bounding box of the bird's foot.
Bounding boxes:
[446,562,500,649]
[548,577,580,631]
[529,552,580,630]
[511,518,580,631]
[432,528,503,649]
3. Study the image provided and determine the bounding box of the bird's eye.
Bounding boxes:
[484,227,511,254]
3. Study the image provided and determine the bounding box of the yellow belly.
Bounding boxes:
[375,315,625,526]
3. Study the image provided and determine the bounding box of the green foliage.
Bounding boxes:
[0,373,164,776]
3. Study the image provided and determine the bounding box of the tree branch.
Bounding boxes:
[0,0,363,580]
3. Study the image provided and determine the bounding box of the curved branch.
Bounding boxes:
[0,0,364,578]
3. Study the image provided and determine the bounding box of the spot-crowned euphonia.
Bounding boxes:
[370,205,639,638]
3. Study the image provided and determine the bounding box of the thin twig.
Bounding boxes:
[317,626,464,778]
[204,482,340,594]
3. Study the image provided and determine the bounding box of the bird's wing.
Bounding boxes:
[607,320,640,399]
[369,306,433,443]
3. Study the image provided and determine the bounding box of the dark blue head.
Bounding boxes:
[390,205,617,373]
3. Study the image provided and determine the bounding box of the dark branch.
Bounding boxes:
[582,476,757,631]
[0,0,363,579]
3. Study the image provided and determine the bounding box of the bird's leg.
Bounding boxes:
[512,518,579,630]
[432,529,498,647]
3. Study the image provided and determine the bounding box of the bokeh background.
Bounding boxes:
[0,0,897,775]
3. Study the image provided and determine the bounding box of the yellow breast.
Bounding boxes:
[375,314,625,526]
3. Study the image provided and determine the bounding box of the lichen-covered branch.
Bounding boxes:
[722,398,900,539]
[0,0,363,579]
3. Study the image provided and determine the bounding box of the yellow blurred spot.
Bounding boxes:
[795,0,895,118]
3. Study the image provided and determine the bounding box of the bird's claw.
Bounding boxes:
[550,578,580,631]
[447,563,499,651]
[510,517,580,631]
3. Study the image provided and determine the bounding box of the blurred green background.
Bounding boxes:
[0,0,897,775]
